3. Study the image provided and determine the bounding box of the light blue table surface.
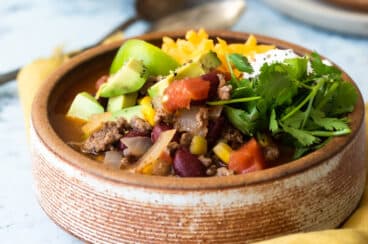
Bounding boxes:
[0,0,366,243]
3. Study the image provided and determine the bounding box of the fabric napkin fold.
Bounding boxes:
[16,42,368,243]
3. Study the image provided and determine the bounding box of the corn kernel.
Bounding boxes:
[190,135,207,155]
[139,96,156,126]
[141,104,155,126]
[139,96,152,105]
[213,142,232,164]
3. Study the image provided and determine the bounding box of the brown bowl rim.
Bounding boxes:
[31,30,365,190]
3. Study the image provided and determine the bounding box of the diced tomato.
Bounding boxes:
[228,138,265,174]
[95,75,109,91]
[163,77,210,113]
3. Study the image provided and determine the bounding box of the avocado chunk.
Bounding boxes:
[148,52,221,98]
[111,105,144,122]
[98,59,147,98]
[148,74,174,98]
[107,92,138,113]
[110,39,179,76]
[67,92,104,121]
[197,51,221,71]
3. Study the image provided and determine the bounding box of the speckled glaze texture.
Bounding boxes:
[30,31,366,243]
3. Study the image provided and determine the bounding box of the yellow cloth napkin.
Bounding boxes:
[16,38,368,243]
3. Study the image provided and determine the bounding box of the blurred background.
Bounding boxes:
[0,0,367,243]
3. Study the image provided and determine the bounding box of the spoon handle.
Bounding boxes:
[0,15,140,85]
[0,69,19,85]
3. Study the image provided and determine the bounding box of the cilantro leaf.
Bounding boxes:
[228,53,254,73]
[314,81,338,110]
[318,81,358,116]
[269,109,279,133]
[224,106,257,136]
[281,123,320,146]
[221,50,356,159]
[293,137,332,159]
[231,86,254,98]
[310,109,349,131]
[282,110,305,129]
[293,147,310,159]
[284,57,308,80]
[310,52,341,77]
[256,63,298,106]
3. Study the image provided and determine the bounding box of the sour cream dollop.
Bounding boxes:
[243,49,332,79]
[244,49,298,79]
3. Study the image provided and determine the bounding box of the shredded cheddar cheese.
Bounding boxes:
[161,29,275,72]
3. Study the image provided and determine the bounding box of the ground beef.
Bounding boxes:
[195,107,209,137]
[82,122,123,154]
[198,155,212,167]
[216,167,234,176]
[206,164,217,176]
[179,132,193,147]
[154,108,174,124]
[217,73,232,100]
[152,99,174,124]
[263,144,280,162]
[167,141,180,155]
[217,73,227,87]
[221,125,244,149]
[116,117,131,130]
[130,117,152,134]
[81,118,129,154]
[218,85,232,100]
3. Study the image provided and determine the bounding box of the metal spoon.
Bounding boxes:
[0,0,186,85]
[0,0,245,85]
[150,0,245,32]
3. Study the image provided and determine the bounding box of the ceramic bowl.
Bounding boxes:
[30,31,366,243]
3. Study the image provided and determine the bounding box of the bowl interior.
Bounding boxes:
[32,30,365,190]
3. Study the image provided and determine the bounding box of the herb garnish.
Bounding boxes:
[217,52,358,158]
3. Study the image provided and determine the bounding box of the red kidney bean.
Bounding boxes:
[206,117,225,148]
[173,148,206,177]
[201,70,220,100]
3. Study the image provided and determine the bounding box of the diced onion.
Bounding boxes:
[175,107,208,137]
[135,129,176,173]
[120,137,152,157]
[104,151,123,169]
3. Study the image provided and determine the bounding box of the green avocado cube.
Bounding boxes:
[67,92,104,121]
[148,74,174,98]
[107,92,138,113]
[110,39,179,76]
[98,59,148,98]
[111,105,144,122]
[197,51,221,72]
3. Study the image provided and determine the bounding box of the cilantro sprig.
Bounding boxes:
[219,52,358,158]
